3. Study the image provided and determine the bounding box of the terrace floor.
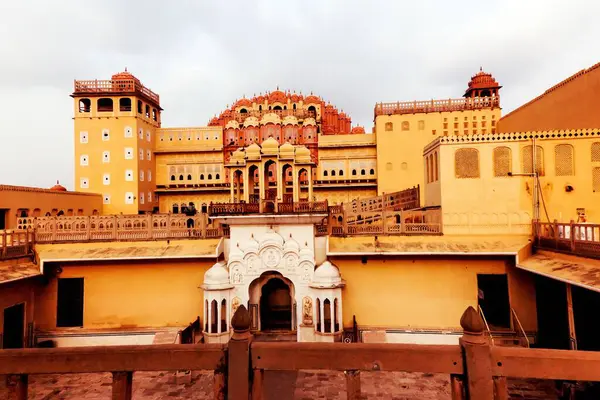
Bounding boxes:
[1,370,559,399]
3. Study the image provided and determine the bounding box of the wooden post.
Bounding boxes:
[251,368,263,400]
[6,374,28,400]
[228,305,252,400]
[493,376,508,400]
[450,374,465,400]
[111,371,132,400]
[345,370,361,400]
[566,283,577,350]
[459,306,494,399]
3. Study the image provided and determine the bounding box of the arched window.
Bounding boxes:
[179,175,184,181]
[200,174,205,180]
[137,100,143,114]
[145,105,150,118]
[208,174,212,180]
[555,144,574,176]
[352,169,357,176]
[316,298,321,332]
[205,300,209,332]
[323,299,331,333]
[594,167,600,193]
[211,300,218,333]
[324,170,328,177]
[592,142,600,162]
[79,98,91,113]
[334,298,339,332]
[361,169,366,175]
[170,175,176,181]
[308,105,316,116]
[425,156,430,183]
[187,174,192,180]
[339,170,344,176]
[57,210,65,216]
[331,170,336,176]
[428,155,433,182]
[273,105,282,111]
[369,168,375,175]
[216,173,220,180]
[172,204,179,214]
[401,121,410,131]
[522,145,544,176]
[455,148,480,178]
[385,122,393,131]
[221,299,227,333]
[119,98,131,112]
[493,147,511,177]
[97,98,113,112]
[434,152,438,181]
[152,108,157,121]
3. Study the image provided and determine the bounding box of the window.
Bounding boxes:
[80,178,89,189]
[147,150,151,160]
[455,148,480,178]
[102,129,109,141]
[401,121,410,131]
[140,192,145,205]
[79,98,91,113]
[119,98,132,112]
[418,120,425,130]
[125,192,134,204]
[216,173,220,180]
[124,147,133,159]
[146,131,151,142]
[103,194,111,204]
[361,169,366,175]
[370,168,375,175]
[124,126,133,138]
[170,175,176,181]
[522,145,545,176]
[125,169,133,181]
[555,144,574,176]
[594,167,600,192]
[138,128,143,139]
[97,98,113,112]
[152,109,157,121]
[493,147,512,177]
[433,152,438,181]
[200,174,205,180]
[173,204,179,213]
[103,173,110,185]
[140,170,144,181]
[139,149,144,160]
[79,131,88,144]
[80,154,88,166]
[339,170,344,176]
[137,100,143,114]
[148,170,152,182]
[208,174,212,180]
[57,278,84,327]
[331,170,336,176]
[592,142,600,162]
[179,175,184,181]
[102,151,110,163]
[385,122,393,131]
[187,174,192,181]
[145,105,150,119]
[352,169,357,175]
[148,192,152,202]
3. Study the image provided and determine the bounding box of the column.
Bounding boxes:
[229,169,235,203]
[276,161,283,202]
[259,162,265,202]
[319,297,325,333]
[242,167,249,203]
[207,297,212,334]
[330,301,334,334]
[226,297,231,334]
[217,298,221,334]
[293,166,300,203]
[308,166,313,201]
[338,296,343,333]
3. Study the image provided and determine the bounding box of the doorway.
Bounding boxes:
[535,275,569,349]
[0,209,7,230]
[477,274,511,330]
[3,303,25,349]
[260,278,292,331]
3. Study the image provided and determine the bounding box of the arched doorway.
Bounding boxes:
[260,278,292,331]
[281,163,293,203]
[248,165,259,204]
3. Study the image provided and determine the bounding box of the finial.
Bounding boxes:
[480,66,483,72]
[231,305,251,333]
[276,85,279,90]
[125,67,128,72]
[56,180,59,185]
[460,306,485,334]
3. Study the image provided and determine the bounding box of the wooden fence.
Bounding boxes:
[3,306,600,399]
[534,219,600,258]
[0,230,34,260]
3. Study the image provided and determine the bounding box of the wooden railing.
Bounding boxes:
[0,230,35,260]
[374,96,500,117]
[534,219,600,258]
[32,215,224,243]
[4,306,600,399]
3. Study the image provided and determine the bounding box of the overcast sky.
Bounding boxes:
[0,0,598,189]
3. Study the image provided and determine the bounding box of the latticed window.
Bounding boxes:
[385,122,393,131]
[594,167,600,192]
[555,144,574,176]
[401,121,410,131]
[522,145,545,176]
[592,142,600,162]
[455,148,480,178]
[493,147,511,177]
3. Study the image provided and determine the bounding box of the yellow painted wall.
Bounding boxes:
[0,273,37,340]
[73,95,158,214]
[376,108,501,199]
[34,259,213,330]
[334,256,537,331]
[313,188,377,205]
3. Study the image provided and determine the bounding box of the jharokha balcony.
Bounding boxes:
[374,96,500,117]
[73,76,160,105]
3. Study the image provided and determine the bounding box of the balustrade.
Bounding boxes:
[374,96,500,116]
[74,79,160,104]
[0,230,34,259]
[534,219,600,258]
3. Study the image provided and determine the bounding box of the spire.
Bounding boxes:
[125,67,128,72]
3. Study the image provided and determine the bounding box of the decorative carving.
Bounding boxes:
[301,265,311,282]
[246,255,258,273]
[262,247,281,268]
[231,297,241,316]
[285,255,296,272]
[231,267,243,284]
[302,296,313,325]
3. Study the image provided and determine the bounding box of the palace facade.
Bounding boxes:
[1,63,600,353]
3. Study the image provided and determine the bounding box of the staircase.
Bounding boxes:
[478,306,533,347]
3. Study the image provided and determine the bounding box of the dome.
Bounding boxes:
[229,243,244,262]
[260,229,284,249]
[269,90,287,103]
[208,116,220,126]
[235,98,252,108]
[246,143,261,159]
[50,181,67,192]
[304,95,320,104]
[312,261,342,287]
[203,262,231,290]
[303,117,316,126]
[261,137,279,154]
[290,93,301,102]
[225,120,240,129]
[260,112,281,126]
[351,126,365,134]
[111,69,140,83]
[282,115,298,126]
[279,142,294,154]
[243,116,259,127]
[243,234,259,253]
[299,242,313,260]
[283,234,300,252]
[222,109,232,117]
[465,67,501,96]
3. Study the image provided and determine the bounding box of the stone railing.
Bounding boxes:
[32,215,224,243]
[534,219,600,258]
[0,230,35,260]
[3,306,600,399]
[74,79,160,104]
[374,96,499,117]
[329,208,442,236]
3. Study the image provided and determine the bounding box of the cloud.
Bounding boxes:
[0,0,598,188]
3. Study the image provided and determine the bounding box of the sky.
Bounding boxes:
[0,0,598,189]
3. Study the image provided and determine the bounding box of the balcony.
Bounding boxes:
[73,79,160,105]
[534,220,600,258]
[230,109,317,123]
[374,96,500,117]
[2,306,599,399]
[0,230,34,260]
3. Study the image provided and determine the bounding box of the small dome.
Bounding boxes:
[351,126,365,134]
[243,116,259,127]
[235,98,252,107]
[269,90,287,103]
[299,242,313,260]
[111,69,140,83]
[283,234,300,252]
[50,181,67,192]
[304,95,320,104]
[203,262,231,289]
[208,116,220,126]
[261,137,279,153]
[260,112,281,126]
[225,120,240,130]
[246,143,261,153]
[260,229,284,249]
[290,93,301,102]
[243,234,259,253]
[282,115,299,126]
[303,117,316,126]
[279,142,294,153]
[312,261,342,287]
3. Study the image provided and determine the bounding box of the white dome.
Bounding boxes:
[203,262,231,290]
[243,234,259,253]
[229,243,244,261]
[283,234,300,252]
[299,242,313,260]
[312,261,342,287]
[260,229,284,249]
